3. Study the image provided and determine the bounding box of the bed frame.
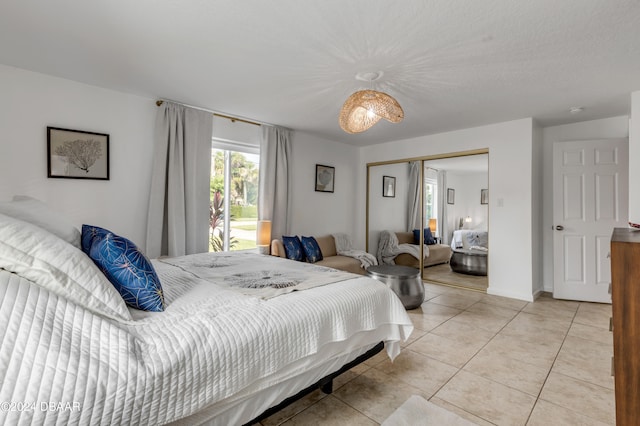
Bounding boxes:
[244,341,385,425]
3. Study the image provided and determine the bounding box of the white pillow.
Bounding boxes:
[0,212,131,321]
[0,196,81,248]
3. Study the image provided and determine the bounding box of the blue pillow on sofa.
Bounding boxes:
[413,228,436,245]
[282,235,306,261]
[301,236,323,263]
[82,225,165,312]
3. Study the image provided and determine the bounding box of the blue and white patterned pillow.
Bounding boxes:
[81,224,109,254]
[301,236,323,263]
[83,225,165,312]
[282,235,305,261]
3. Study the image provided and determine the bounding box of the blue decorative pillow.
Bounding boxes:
[282,235,305,261]
[301,236,323,263]
[83,225,165,312]
[81,224,109,254]
[413,228,436,245]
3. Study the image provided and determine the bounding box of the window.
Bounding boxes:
[424,168,438,236]
[210,142,260,252]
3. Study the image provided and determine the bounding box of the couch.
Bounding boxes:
[393,231,452,268]
[271,235,367,275]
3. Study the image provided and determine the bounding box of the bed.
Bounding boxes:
[450,229,489,251]
[0,200,413,426]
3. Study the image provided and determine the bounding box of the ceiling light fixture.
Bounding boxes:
[339,71,404,134]
[569,106,584,114]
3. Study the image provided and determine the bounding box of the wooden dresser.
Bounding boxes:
[611,228,640,425]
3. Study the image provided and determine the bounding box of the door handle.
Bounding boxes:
[555,225,564,231]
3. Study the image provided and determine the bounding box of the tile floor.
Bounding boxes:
[260,283,615,425]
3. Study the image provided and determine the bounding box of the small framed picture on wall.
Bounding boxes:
[481,188,488,204]
[447,188,455,204]
[383,176,396,197]
[315,164,335,193]
[47,127,110,180]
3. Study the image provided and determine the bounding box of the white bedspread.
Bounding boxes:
[159,250,358,298]
[0,252,413,425]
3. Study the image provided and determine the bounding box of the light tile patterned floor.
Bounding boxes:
[261,283,615,425]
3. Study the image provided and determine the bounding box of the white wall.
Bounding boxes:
[445,172,489,235]
[359,118,536,301]
[541,116,629,292]
[0,64,156,249]
[288,131,360,239]
[630,91,640,224]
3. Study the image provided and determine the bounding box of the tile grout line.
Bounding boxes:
[420,298,529,425]
[523,302,582,425]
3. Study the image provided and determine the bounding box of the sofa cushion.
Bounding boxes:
[301,236,323,263]
[282,235,305,261]
[396,232,415,245]
[315,235,337,257]
[317,256,365,275]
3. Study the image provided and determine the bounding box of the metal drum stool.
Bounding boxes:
[366,265,424,309]
[450,249,488,276]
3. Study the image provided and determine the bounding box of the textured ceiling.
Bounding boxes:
[1,0,639,146]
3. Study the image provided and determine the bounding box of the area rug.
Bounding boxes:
[382,395,478,426]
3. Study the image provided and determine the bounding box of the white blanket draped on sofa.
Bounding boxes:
[377,230,428,265]
[332,233,378,269]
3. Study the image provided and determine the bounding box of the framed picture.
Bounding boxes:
[383,176,396,197]
[47,127,109,180]
[481,188,488,205]
[447,188,455,205]
[315,164,335,193]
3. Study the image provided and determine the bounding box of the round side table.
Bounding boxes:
[450,249,488,276]
[366,265,424,310]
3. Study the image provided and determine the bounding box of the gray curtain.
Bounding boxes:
[146,101,213,258]
[406,161,421,231]
[258,126,291,241]
[437,169,448,245]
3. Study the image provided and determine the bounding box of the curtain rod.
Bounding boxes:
[156,100,265,127]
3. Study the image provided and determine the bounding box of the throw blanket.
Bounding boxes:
[377,230,429,265]
[159,251,356,299]
[332,233,378,269]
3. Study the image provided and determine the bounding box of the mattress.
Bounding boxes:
[0,251,413,425]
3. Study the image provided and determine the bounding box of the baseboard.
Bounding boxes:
[486,286,534,302]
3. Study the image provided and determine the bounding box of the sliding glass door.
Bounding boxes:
[210,147,260,251]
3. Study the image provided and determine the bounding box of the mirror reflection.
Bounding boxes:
[367,152,488,293]
[421,154,488,291]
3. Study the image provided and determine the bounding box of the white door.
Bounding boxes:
[553,139,628,303]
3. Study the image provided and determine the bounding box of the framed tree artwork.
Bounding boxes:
[47,127,110,180]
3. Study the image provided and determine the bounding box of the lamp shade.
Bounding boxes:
[428,218,437,233]
[339,89,404,134]
[256,220,272,247]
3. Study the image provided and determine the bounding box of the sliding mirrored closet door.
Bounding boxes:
[421,154,489,291]
[367,151,489,293]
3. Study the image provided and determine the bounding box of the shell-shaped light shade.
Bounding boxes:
[339,90,404,134]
